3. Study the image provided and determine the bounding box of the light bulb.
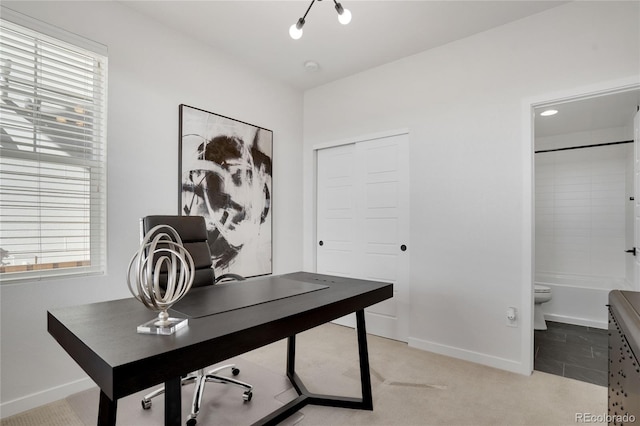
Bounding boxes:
[338,8,351,25]
[289,23,303,40]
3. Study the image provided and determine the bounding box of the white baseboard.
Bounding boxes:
[1,377,94,419]
[407,336,529,376]
[544,313,607,330]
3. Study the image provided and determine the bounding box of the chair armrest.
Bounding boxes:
[215,273,246,283]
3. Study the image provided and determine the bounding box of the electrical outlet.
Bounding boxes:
[506,307,518,327]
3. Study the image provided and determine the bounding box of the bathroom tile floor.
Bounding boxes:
[534,321,608,387]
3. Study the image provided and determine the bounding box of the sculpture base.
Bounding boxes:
[137,317,188,335]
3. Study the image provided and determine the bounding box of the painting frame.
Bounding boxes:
[178,104,273,279]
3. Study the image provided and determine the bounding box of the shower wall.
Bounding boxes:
[534,125,635,327]
[535,127,633,283]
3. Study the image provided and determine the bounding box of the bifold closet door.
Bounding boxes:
[317,134,409,342]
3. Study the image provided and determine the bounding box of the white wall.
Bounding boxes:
[302,1,640,373]
[0,1,303,417]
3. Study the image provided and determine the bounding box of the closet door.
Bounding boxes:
[316,143,358,277]
[317,133,409,342]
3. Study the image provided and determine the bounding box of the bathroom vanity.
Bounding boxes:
[608,290,640,424]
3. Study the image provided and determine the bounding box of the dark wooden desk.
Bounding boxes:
[47,271,392,425]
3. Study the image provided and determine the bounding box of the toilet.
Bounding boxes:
[534,285,552,330]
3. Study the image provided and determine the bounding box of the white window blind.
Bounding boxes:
[0,14,107,282]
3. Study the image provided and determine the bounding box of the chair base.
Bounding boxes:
[141,364,253,425]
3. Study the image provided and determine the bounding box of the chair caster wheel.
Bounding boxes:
[186,418,197,426]
[141,399,152,409]
[232,367,240,376]
[243,391,253,402]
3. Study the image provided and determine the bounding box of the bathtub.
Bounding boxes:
[535,273,633,329]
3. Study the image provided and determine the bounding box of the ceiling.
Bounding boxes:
[118,0,569,91]
[535,89,640,138]
[118,0,638,136]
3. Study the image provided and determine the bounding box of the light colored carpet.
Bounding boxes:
[0,400,84,426]
[2,323,606,426]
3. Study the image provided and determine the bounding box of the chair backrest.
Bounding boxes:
[141,215,215,288]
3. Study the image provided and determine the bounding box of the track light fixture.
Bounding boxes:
[289,0,351,40]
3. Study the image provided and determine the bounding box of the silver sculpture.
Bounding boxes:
[127,225,194,334]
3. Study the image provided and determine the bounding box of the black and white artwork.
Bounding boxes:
[179,104,272,278]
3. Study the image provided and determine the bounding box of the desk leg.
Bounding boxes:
[165,377,182,426]
[97,390,116,426]
[355,309,373,409]
[255,310,373,426]
[290,309,373,409]
[286,334,296,376]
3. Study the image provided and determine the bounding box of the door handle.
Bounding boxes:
[626,248,636,256]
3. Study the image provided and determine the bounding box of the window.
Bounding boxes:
[0,10,107,282]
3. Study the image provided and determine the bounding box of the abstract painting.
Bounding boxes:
[179,104,272,278]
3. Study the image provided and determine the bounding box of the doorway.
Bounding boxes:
[530,84,640,382]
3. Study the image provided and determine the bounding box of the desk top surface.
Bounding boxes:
[171,276,328,318]
[47,271,392,399]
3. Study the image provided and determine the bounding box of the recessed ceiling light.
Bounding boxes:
[540,109,558,116]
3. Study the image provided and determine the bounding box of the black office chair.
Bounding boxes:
[139,215,253,426]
